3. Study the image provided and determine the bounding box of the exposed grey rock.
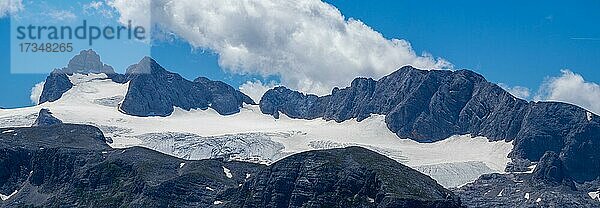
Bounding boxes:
[120,57,254,117]
[259,66,600,183]
[38,72,73,104]
[505,158,532,173]
[31,109,62,127]
[63,49,116,75]
[532,151,575,189]
[260,86,330,119]
[193,77,255,115]
[454,173,599,208]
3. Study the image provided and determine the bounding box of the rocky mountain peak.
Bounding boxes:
[62,49,115,75]
[259,66,600,183]
[125,56,167,76]
[32,109,63,127]
[119,58,254,117]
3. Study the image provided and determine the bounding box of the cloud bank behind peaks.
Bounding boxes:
[109,0,452,95]
[536,70,600,115]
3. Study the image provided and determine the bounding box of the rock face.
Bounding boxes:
[532,151,575,189]
[260,86,330,119]
[62,49,117,75]
[119,57,254,117]
[0,125,458,208]
[454,173,599,208]
[0,124,261,207]
[260,66,600,183]
[193,77,255,114]
[31,109,62,127]
[38,50,125,104]
[38,72,73,104]
[226,147,462,208]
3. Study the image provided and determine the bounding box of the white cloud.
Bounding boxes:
[535,69,600,115]
[47,10,77,21]
[30,81,45,105]
[239,80,279,103]
[0,0,23,18]
[498,83,531,100]
[108,0,451,95]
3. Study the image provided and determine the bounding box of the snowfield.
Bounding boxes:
[0,74,514,187]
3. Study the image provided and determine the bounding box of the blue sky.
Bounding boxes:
[1,0,599,109]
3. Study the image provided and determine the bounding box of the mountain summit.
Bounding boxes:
[119,56,255,116]
[63,49,115,75]
[260,66,600,182]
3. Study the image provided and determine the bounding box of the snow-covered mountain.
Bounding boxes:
[0,50,515,188]
[2,50,599,207]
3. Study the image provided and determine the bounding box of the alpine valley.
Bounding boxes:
[0,50,598,207]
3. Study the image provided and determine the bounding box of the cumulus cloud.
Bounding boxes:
[498,83,531,100]
[30,81,45,105]
[535,70,600,115]
[239,80,279,103]
[0,0,23,17]
[108,0,451,95]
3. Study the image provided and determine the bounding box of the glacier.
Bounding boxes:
[0,73,514,188]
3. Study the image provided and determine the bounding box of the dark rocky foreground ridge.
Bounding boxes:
[225,146,461,208]
[455,151,600,207]
[0,124,460,208]
[260,66,600,183]
[37,50,254,116]
[455,172,600,207]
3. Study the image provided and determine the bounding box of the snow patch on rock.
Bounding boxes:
[1,129,15,134]
[0,190,17,201]
[223,167,233,178]
[589,191,600,202]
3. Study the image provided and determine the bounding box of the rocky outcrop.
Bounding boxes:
[120,57,254,117]
[38,72,73,104]
[260,86,330,119]
[225,147,462,208]
[0,125,458,208]
[532,151,575,189]
[31,109,62,127]
[193,77,255,115]
[260,66,600,183]
[454,173,599,207]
